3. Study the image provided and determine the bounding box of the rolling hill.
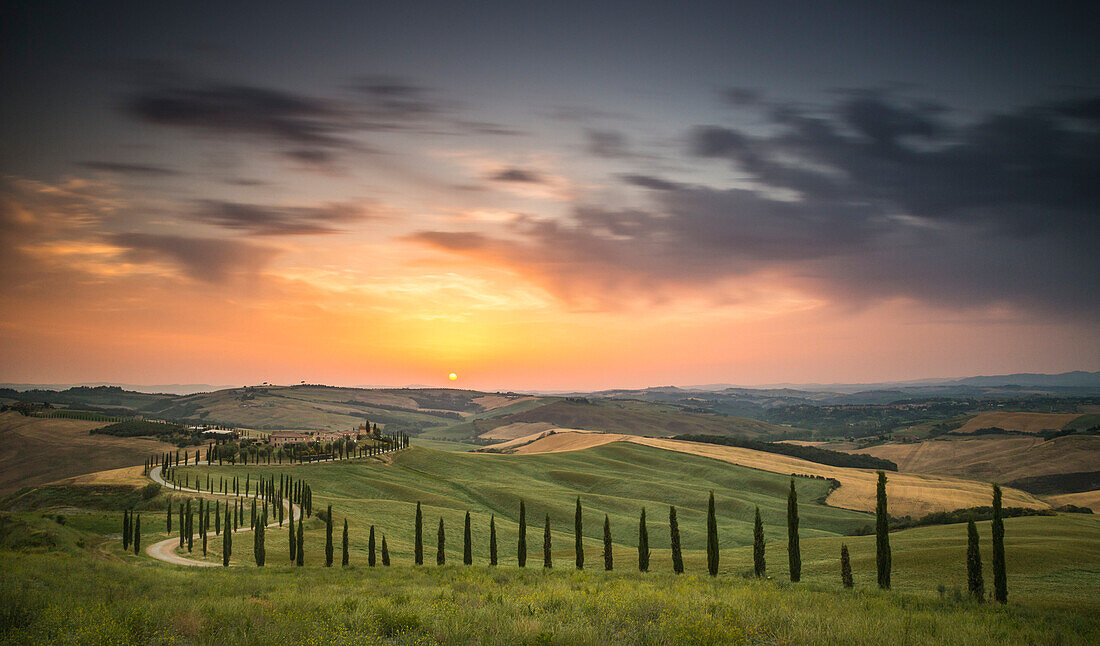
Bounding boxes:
[427,398,797,442]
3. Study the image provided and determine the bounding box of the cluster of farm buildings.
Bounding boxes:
[267,428,365,447]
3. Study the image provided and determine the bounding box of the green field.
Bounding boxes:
[2,442,1099,644]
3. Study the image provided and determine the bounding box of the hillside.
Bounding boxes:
[0,412,175,495]
[840,435,1100,484]
[483,431,1044,517]
[953,411,1084,434]
[150,386,538,433]
[449,398,795,442]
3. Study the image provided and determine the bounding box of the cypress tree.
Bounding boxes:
[992,483,1007,604]
[437,517,446,566]
[603,514,613,571]
[753,506,766,578]
[202,507,209,556]
[707,491,719,577]
[638,507,649,573]
[967,518,985,602]
[223,513,231,567]
[132,514,140,554]
[381,535,390,566]
[289,507,296,561]
[215,501,221,536]
[255,510,266,566]
[875,471,891,589]
[788,479,801,582]
[342,518,349,567]
[489,515,498,566]
[178,503,185,548]
[296,515,304,566]
[840,544,853,588]
[123,510,130,550]
[463,511,472,565]
[574,497,584,570]
[187,501,194,552]
[166,497,172,533]
[669,505,683,574]
[518,499,527,567]
[543,514,552,568]
[414,501,424,565]
[325,505,334,567]
[368,525,377,566]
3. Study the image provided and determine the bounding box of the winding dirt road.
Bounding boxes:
[144,464,301,566]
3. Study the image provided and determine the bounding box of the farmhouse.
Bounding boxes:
[268,431,312,447]
[313,429,359,443]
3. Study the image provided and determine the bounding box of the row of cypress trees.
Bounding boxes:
[406,489,803,577]
[120,510,140,554]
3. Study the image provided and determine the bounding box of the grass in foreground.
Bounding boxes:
[3,551,1097,645]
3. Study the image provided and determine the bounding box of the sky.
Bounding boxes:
[1,1,1097,391]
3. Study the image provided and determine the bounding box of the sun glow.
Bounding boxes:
[449,372,458,381]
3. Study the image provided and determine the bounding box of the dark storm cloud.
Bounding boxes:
[122,75,520,165]
[78,161,180,177]
[586,129,631,158]
[722,87,761,107]
[412,93,1100,319]
[489,168,544,183]
[191,200,369,236]
[124,83,359,163]
[112,233,277,283]
[620,174,683,191]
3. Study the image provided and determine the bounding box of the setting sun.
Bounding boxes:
[448,373,458,381]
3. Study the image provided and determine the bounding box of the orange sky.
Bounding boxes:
[1,173,1093,391]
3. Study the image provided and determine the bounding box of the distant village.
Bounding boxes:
[187,422,379,447]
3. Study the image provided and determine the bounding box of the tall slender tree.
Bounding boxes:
[463,511,472,565]
[753,506,766,578]
[166,497,172,534]
[123,510,131,550]
[669,505,683,574]
[186,499,194,552]
[840,544,853,588]
[215,501,220,535]
[638,507,649,573]
[518,499,527,567]
[543,514,552,568]
[178,503,185,548]
[325,505,334,567]
[368,525,377,566]
[574,498,584,569]
[489,515,498,566]
[202,506,209,556]
[296,515,304,566]
[966,517,985,601]
[437,517,446,566]
[342,518,349,567]
[603,514,613,571]
[875,471,891,589]
[992,483,1007,604]
[707,491,719,577]
[223,514,231,567]
[381,534,390,566]
[132,514,140,554]
[255,510,266,566]
[414,501,424,565]
[289,506,296,561]
[788,479,801,582]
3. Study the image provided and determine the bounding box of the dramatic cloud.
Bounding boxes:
[586,129,631,158]
[412,93,1100,319]
[112,233,277,283]
[489,168,544,183]
[78,161,180,177]
[191,200,369,235]
[125,83,360,164]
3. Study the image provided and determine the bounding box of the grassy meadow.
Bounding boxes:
[2,442,1098,644]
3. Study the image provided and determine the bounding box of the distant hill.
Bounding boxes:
[455,398,797,441]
